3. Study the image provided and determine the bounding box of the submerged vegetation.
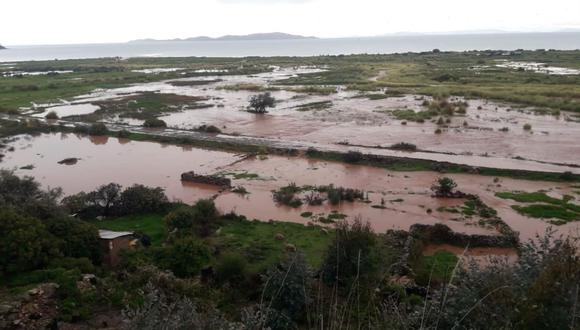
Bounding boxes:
[496,190,580,224]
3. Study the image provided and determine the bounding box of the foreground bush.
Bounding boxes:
[321,217,382,288]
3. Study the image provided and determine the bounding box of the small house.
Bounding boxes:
[98,230,136,267]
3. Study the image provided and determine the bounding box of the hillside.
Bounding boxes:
[129,32,315,43]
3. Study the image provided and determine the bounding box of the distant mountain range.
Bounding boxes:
[0,44,5,50]
[129,32,316,43]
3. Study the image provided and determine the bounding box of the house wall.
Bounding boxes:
[100,236,134,267]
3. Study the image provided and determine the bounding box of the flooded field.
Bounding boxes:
[2,132,579,241]
[20,67,580,174]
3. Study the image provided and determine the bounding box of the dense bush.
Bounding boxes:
[431,176,458,196]
[215,253,248,285]
[390,142,418,151]
[88,122,109,135]
[343,150,363,163]
[248,92,276,113]
[143,118,167,128]
[321,218,382,288]
[165,200,219,237]
[45,111,59,120]
[118,184,169,215]
[61,183,169,217]
[0,208,59,275]
[45,217,102,264]
[154,237,210,278]
[262,253,312,329]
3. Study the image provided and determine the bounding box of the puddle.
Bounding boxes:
[32,104,101,118]
[0,70,74,77]
[495,60,580,75]
[132,68,184,74]
[2,133,579,241]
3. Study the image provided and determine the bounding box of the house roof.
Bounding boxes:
[98,230,134,240]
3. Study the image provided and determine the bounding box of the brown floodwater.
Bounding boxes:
[423,244,519,266]
[22,66,580,174]
[2,133,579,242]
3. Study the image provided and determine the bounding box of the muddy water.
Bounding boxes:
[0,133,240,202]
[423,244,519,266]
[17,66,580,173]
[2,133,579,242]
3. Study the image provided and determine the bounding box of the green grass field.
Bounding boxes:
[95,212,333,272]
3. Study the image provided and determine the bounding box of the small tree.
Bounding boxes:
[119,184,168,215]
[431,177,457,197]
[248,92,276,113]
[155,237,210,278]
[321,217,382,288]
[88,183,122,216]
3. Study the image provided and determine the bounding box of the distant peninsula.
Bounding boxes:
[129,32,316,43]
[0,44,5,50]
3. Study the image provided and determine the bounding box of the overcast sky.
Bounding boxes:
[2,0,580,45]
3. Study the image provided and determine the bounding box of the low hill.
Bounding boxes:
[129,32,316,43]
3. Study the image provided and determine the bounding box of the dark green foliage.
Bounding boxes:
[143,118,167,128]
[88,122,109,135]
[117,129,131,138]
[62,183,168,217]
[431,176,458,196]
[118,184,169,215]
[390,142,418,151]
[164,199,219,237]
[197,124,222,134]
[426,231,580,330]
[44,217,102,264]
[0,208,58,275]
[343,150,363,163]
[248,92,276,113]
[272,183,303,208]
[215,253,248,285]
[262,253,312,329]
[165,206,198,234]
[321,218,382,288]
[154,237,210,278]
[0,169,63,219]
[89,182,122,216]
[45,111,59,119]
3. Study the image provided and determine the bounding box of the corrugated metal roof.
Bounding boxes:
[98,229,134,240]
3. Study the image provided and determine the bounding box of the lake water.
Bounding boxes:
[2,32,580,62]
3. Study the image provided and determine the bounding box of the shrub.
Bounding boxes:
[431,177,458,196]
[343,150,363,163]
[434,128,442,134]
[143,118,167,128]
[0,208,58,275]
[321,217,382,288]
[119,185,169,215]
[117,129,131,138]
[197,124,222,134]
[165,206,197,235]
[523,123,532,131]
[164,200,219,237]
[155,237,210,278]
[262,253,312,328]
[390,142,417,151]
[248,92,276,113]
[88,123,109,135]
[215,253,248,285]
[45,111,59,120]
